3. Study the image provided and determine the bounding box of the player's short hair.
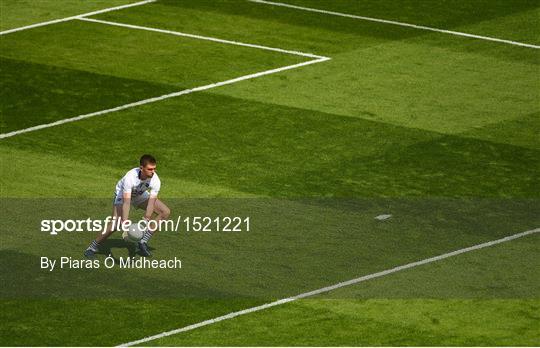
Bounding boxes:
[140,154,157,167]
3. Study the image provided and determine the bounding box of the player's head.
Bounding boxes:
[139,154,157,178]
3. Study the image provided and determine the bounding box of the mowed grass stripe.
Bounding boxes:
[0,58,326,139]
[142,234,540,346]
[112,0,540,64]
[457,111,540,151]
[94,0,411,55]
[250,0,540,45]
[2,298,538,346]
[0,146,252,198]
[0,0,141,32]
[0,299,263,346]
[78,17,326,59]
[2,91,539,198]
[325,233,540,299]
[0,19,305,86]
[5,195,537,298]
[213,39,539,135]
[147,299,540,346]
[248,0,540,49]
[0,57,178,133]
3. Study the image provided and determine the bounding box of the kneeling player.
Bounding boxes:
[84,154,170,258]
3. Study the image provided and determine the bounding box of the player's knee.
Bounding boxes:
[161,206,171,219]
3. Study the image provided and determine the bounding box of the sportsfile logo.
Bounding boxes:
[41,216,251,235]
[41,217,137,235]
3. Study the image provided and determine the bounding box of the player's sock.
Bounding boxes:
[87,240,99,252]
[141,230,153,244]
[84,240,100,258]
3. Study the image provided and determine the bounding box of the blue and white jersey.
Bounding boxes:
[114,168,161,198]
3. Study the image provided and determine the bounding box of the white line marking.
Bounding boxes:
[118,227,540,346]
[0,0,156,36]
[0,58,329,140]
[248,0,540,49]
[1,17,329,139]
[77,17,326,59]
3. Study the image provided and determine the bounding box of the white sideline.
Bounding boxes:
[0,0,156,36]
[0,58,329,139]
[77,17,327,59]
[248,0,540,49]
[118,227,540,346]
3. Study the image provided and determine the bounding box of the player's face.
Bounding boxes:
[141,164,156,178]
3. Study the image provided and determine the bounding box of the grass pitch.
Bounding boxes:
[1,0,539,346]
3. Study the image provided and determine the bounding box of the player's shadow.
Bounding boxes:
[98,238,137,258]
[99,238,156,258]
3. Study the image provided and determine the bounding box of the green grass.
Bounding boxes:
[0,0,539,346]
[0,298,262,346]
[2,92,538,197]
[0,19,304,86]
[148,234,539,346]
[2,230,537,346]
[0,57,177,132]
[2,300,538,346]
[147,299,540,346]
[0,0,138,31]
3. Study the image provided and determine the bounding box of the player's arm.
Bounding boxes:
[120,175,137,222]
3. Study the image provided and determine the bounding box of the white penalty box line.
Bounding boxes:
[249,0,540,49]
[0,59,328,139]
[0,8,329,140]
[119,227,540,346]
[78,17,327,60]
